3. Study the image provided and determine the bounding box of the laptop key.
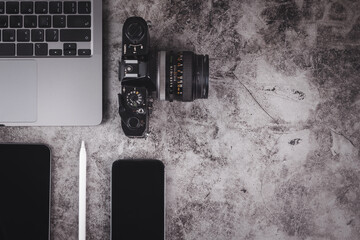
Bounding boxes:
[17,43,33,56]
[6,1,19,14]
[39,15,51,28]
[0,15,7,28]
[78,49,91,55]
[78,1,90,14]
[60,29,90,42]
[35,43,48,55]
[46,29,58,41]
[64,43,76,50]
[17,29,30,42]
[24,15,37,28]
[53,15,65,27]
[0,2,4,14]
[63,43,76,55]
[21,1,33,14]
[3,29,15,42]
[49,49,62,55]
[64,1,76,14]
[67,15,91,28]
[0,43,15,55]
[10,16,22,28]
[49,1,62,14]
[64,49,76,55]
[35,1,47,14]
[31,29,44,42]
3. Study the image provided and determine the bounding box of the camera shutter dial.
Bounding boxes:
[126,90,144,108]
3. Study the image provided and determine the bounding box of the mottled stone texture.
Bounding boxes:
[1,0,360,239]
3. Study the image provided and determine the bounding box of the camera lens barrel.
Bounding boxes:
[157,51,167,101]
[156,51,209,102]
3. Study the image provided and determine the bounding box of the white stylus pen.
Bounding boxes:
[79,141,87,240]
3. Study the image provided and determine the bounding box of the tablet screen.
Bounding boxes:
[0,144,51,240]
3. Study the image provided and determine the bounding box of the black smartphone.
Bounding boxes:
[111,159,165,240]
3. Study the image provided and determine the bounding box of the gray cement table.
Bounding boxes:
[1,0,360,239]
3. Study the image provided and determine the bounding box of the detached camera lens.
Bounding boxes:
[156,51,209,102]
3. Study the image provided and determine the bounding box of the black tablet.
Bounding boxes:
[0,144,51,240]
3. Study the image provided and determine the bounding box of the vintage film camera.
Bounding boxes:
[118,17,209,138]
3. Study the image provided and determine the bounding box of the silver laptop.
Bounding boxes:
[0,0,102,126]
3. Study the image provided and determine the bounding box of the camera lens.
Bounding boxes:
[156,51,209,102]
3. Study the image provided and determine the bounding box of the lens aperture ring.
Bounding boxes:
[168,51,175,101]
[176,52,184,97]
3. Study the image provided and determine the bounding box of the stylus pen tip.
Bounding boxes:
[81,141,85,149]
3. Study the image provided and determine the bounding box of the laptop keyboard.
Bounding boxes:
[0,1,92,57]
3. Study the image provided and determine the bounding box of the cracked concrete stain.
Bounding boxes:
[240,59,320,123]
[330,129,358,159]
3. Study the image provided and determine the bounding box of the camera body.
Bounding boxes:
[119,17,209,138]
[119,17,154,137]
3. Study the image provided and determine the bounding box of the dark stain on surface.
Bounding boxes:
[166,0,204,30]
[261,0,301,29]
[347,17,360,42]
[289,138,302,145]
[265,86,276,91]
[189,104,210,122]
[168,200,237,239]
[316,25,344,48]
[212,125,219,139]
[274,180,314,238]
[292,90,305,100]
[328,2,347,21]
[167,209,186,240]
[260,0,301,44]
[209,0,231,26]
[279,207,313,237]
[334,169,360,212]
[303,0,326,20]
[312,47,360,148]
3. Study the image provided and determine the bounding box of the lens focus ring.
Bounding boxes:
[181,51,194,102]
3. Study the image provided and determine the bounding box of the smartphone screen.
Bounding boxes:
[111,159,165,240]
